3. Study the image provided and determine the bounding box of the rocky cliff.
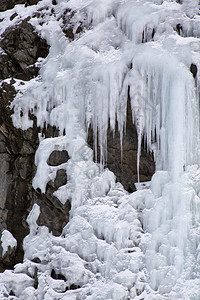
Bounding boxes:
[0,0,154,272]
[0,1,199,299]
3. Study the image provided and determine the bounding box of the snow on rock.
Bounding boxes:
[1,230,17,257]
[0,0,200,299]
[1,269,34,297]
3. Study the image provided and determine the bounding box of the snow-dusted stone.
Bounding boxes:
[0,230,17,271]
[1,230,17,257]
[0,0,41,12]
[0,19,49,80]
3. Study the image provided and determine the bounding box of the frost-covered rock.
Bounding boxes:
[0,0,41,12]
[1,230,17,257]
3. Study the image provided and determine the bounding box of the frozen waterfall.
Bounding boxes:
[1,0,200,299]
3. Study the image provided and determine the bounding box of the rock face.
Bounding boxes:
[0,242,16,272]
[0,2,155,272]
[37,151,70,236]
[0,107,40,270]
[88,99,155,192]
[0,14,70,271]
[0,105,71,269]
[36,183,70,236]
[190,63,198,79]
[48,150,69,166]
[0,19,49,81]
[0,0,41,12]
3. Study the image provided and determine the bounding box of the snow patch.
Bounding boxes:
[1,230,17,257]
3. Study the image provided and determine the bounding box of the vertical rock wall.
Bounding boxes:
[0,14,71,271]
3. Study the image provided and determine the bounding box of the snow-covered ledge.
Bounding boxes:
[1,230,17,257]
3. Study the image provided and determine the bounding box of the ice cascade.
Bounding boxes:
[1,0,200,299]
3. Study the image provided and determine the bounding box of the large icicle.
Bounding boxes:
[127,45,199,181]
[4,0,200,299]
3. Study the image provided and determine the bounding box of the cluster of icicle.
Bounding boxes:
[1,0,200,299]
[12,0,200,182]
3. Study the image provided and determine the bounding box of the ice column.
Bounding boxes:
[128,47,199,181]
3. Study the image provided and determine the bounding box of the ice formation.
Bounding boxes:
[1,0,200,299]
[1,230,17,257]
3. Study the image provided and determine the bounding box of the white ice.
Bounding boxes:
[1,230,17,257]
[0,0,200,299]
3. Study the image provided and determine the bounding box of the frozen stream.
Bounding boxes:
[1,0,200,299]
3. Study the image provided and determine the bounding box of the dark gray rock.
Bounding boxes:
[176,24,183,35]
[5,179,32,265]
[15,156,32,180]
[0,0,25,12]
[20,141,35,155]
[0,242,16,272]
[0,0,41,12]
[190,63,197,79]
[54,169,67,188]
[25,0,41,6]
[0,132,7,153]
[48,150,69,166]
[0,19,49,80]
[61,8,85,40]
[36,186,71,236]
[88,99,155,193]
[0,85,40,267]
[0,13,69,270]
[0,153,11,237]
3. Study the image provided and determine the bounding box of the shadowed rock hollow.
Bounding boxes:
[88,99,155,193]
